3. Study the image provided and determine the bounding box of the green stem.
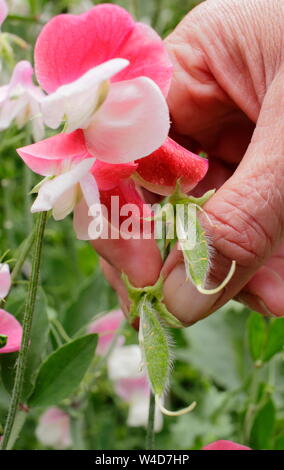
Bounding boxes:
[24,166,33,235]
[0,212,47,450]
[243,365,261,443]
[71,415,86,450]
[6,410,27,451]
[7,14,45,25]
[11,229,36,283]
[152,0,163,28]
[0,228,36,310]
[146,392,156,450]
[128,0,140,20]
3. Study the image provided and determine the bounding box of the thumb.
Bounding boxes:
[163,68,284,325]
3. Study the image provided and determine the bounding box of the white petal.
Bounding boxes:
[31,158,95,218]
[72,173,101,240]
[73,198,92,241]
[27,88,46,142]
[52,186,78,221]
[41,58,129,133]
[107,345,143,381]
[84,77,170,164]
[0,94,27,130]
[0,263,11,299]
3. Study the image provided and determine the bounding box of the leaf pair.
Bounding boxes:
[247,311,284,363]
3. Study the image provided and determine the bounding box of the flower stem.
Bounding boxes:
[0,211,47,450]
[243,365,261,443]
[146,391,156,450]
[0,227,36,310]
[7,14,45,25]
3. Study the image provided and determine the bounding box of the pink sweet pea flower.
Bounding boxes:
[88,309,125,356]
[0,309,22,353]
[17,5,172,232]
[0,61,46,141]
[36,407,72,449]
[0,0,7,27]
[107,344,163,431]
[203,440,251,450]
[0,263,11,299]
[115,376,163,431]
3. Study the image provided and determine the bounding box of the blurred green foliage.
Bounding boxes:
[0,0,284,451]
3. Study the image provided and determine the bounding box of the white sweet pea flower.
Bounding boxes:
[108,345,163,431]
[0,61,45,141]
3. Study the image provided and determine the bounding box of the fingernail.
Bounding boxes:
[163,263,220,325]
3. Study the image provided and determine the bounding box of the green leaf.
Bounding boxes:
[247,312,267,361]
[177,205,209,288]
[139,296,172,396]
[28,334,97,407]
[62,273,117,336]
[180,301,250,390]
[250,398,275,449]
[263,318,284,362]
[275,432,284,450]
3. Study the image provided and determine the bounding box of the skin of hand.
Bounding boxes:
[93,0,284,326]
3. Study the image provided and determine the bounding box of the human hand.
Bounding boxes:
[94,0,284,325]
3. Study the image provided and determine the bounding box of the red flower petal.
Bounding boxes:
[203,440,251,450]
[134,137,208,196]
[92,160,138,191]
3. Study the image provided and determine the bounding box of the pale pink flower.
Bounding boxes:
[203,440,251,450]
[88,309,125,356]
[0,263,11,299]
[36,407,72,449]
[0,0,7,28]
[0,61,45,141]
[108,345,163,431]
[17,4,172,238]
[0,309,22,353]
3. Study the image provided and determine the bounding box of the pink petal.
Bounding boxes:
[35,4,172,95]
[84,77,170,164]
[0,263,11,299]
[203,440,251,451]
[17,130,88,176]
[115,376,149,402]
[10,61,34,88]
[73,198,92,241]
[72,173,101,240]
[88,310,125,355]
[0,309,22,354]
[113,21,172,96]
[36,407,72,449]
[92,161,138,191]
[0,0,7,26]
[134,137,209,196]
